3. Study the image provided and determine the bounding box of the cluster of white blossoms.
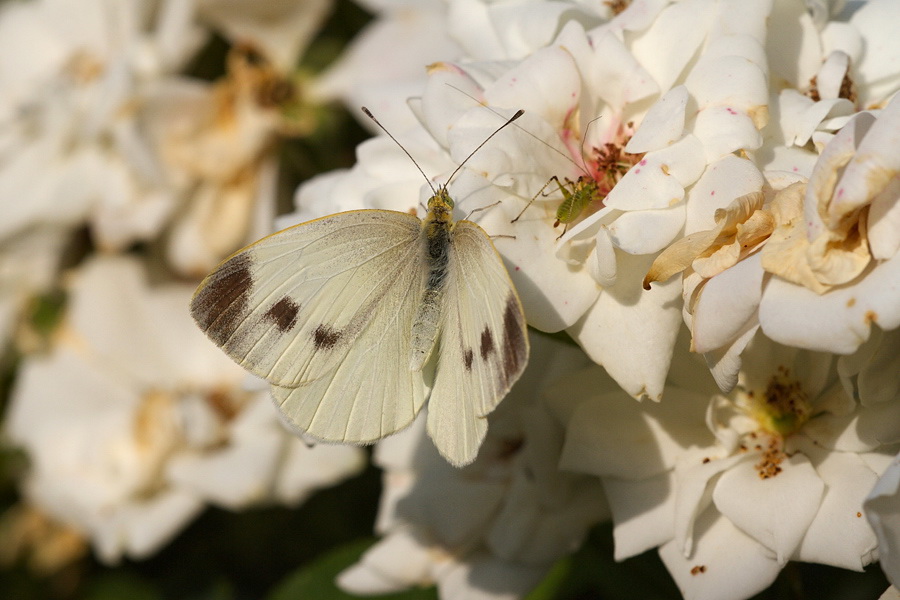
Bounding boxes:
[0,0,369,571]
[6,256,364,564]
[0,0,329,351]
[301,0,900,598]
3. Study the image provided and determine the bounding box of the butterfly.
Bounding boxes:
[190,108,530,467]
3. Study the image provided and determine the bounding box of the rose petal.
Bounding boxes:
[606,203,685,255]
[850,0,900,106]
[559,382,712,479]
[569,252,683,400]
[685,155,765,233]
[604,134,705,211]
[713,453,824,564]
[659,507,781,600]
[626,85,689,154]
[692,253,764,354]
[604,473,676,560]
[337,531,434,594]
[793,443,880,570]
[759,251,900,354]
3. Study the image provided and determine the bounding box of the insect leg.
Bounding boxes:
[511,175,564,224]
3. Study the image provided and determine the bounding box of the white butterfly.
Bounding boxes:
[190,109,530,467]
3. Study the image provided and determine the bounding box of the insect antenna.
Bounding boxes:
[444,109,525,187]
[441,86,607,230]
[362,106,438,196]
[444,83,600,178]
[362,106,524,195]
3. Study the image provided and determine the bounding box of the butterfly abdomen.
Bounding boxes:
[409,190,454,371]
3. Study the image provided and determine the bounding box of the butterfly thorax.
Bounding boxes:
[409,188,455,371]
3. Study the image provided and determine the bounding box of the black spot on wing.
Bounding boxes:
[191,253,253,347]
[265,297,300,332]
[313,324,342,350]
[464,348,474,371]
[480,326,495,360]
[501,294,527,384]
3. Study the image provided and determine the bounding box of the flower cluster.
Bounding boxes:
[6,256,364,563]
[299,0,900,598]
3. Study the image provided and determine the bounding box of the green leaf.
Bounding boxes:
[268,539,437,600]
[82,571,162,600]
[525,556,574,600]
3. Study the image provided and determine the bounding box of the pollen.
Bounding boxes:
[604,0,630,16]
[754,436,786,479]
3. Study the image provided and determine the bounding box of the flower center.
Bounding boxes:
[551,121,644,229]
[745,366,813,437]
[589,132,643,191]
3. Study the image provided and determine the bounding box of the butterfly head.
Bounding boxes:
[427,187,455,216]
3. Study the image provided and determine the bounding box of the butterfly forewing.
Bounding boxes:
[270,260,431,443]
[191,210,424,388]
[426,219,530,466]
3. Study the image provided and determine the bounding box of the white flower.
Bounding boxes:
[425,0,771,400]
[555,331,898,600]
[0,0,204,248]
[645,92,900,389]
[758,93,900,352]
[763,0,899,177]
[337,335,607,599]
[3,256,364,564]
[0,0,321,277]
[148,46,309,277]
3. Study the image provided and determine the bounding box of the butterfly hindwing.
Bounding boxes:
[426,219,530,466]
[191,210,425,388]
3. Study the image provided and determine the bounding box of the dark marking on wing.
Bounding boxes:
[313,324,341,350]
[191,253,254,346]
[501,295,527,383]
[480,326,495,360]
[463,348,474,371]
[265,297,300,332]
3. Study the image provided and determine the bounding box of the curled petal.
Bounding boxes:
[644,191,764,288]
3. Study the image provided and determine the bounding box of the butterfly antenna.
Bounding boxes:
[362,106,437,196]
[445,109,524,186]
[444,83,602,178]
